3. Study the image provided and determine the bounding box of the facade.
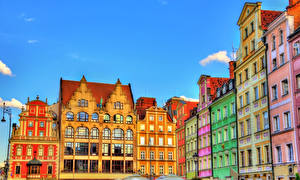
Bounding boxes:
[8,96,59,180]
[58,76,136,179]
[235,2,281,179]
[264,8,300,179]
[210,79,238,180]
[136,97,177,178]
[185,108,198,179]
[197,75,229,180]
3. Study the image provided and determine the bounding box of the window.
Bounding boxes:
[76,127,89,139]
[250,22,254,32]
[284,111,291,129]
[159,165,164,175]
[75,143,88,155]
[159,152,164,160]
[241,151,245,167]
[102,144,111,156]
[272,85,278,100]
[297,74,300,89]
[246,92,250,105]
[125,144,133,157]
[16,165,20,174]
[248,149,252,166]
[218,131,222,143]
[282,79,289,95]
[77,112,89,122]
[257,147,262,164]
[256,115,260,131]
[159,116,163,121]
[114,101,123,109]
[65,126,74,138]
[64,142,73,155]
[231,102,235,114]
[150,125,154,131]
[224,128,228,141]
[245,46,248,57]
[245,28,248,38]
[113,128,124,140]
[90,143,99,156]
[245,69,249,80]
[240,122,244,137]
[149,115,154,121]
[272,58,277,70]
[104,114,110,123]
[168,138,172,146]
[254,86,259,100]
[126,129,133,140]
[272,35,276,50]
[140,151,145,159]
[225,154,229,166]
[280,53,285,65]
[39,122,44,127]
[251,39,255,51]
[140,124,145,131]
[112,144,123,156]
[149,137,154,146]
[287,144,294,161]
[28,121,33,127]
[150,151,154,160]
[102,160,110,173]
[224,106,228,118]
[265,145,270,163]
[168,126,172,132]
[125,161,133,173]
[91,113,99,122]
[239,73,242,84]
[232,153,237,165]
[159,137,163,146]
[78,99,88,107]
[114,114,123,123]
[246,119,251,135]
[159,125,163,132]
[90,160,98,173]
[140,165,145,174]
[39,131,44,137]
[28,130,33,137]
[150,165,155,175]
[126,116,133,124]
[64,160,73,172]
[168,152,173,160]
[27,146,32,156]
[75,160,88,172]
[38,147,43,156]
[48,147,53,157]
[274,116,280,132]
[262,82,267,97]
[217,109,221,121]
[279,30,283,45]
[16,146,22,156]
[276,146,282,163]
[168,166,173,175]
[140,137,145,145]
[103,128,111,139]
[219,155,223,167]
[232,125,236,139]
[294,42,300,56]
[239,95,243,108]
[91,128,99,139]
[253,62,257,75]
[263,112,269,129]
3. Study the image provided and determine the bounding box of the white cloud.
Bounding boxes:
[158,0,168,5]
[0,97,24,109]
[24,17,35,22]
[20,13,35,22]
[180,96,198,102]
[199,51,231,66]
[0,60,13,76]
[68,53,80,60]
[27,40,39,44]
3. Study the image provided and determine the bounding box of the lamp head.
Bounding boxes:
[1,117,6,123]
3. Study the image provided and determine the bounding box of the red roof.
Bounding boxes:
[207,77,229,100]
[261,10,282,30]
[136,97,157,120]
[60,77,134,108]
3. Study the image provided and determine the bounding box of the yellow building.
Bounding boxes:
[58,76,136,179]
[235,2,281,180]
[136,97,177,178]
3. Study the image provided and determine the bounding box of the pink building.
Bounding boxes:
[288,25,300,173]
[265,10,300,178]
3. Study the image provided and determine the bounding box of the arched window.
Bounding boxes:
[126,116,133,124]
[114,114,123,123]
[92,113,99,122]
[91,127,99,139]
[104,114,110,123]
[65,126,74,138]
[76,127,89,139]
[66,112,74,121]
[77,112,89,122]
[113,128,124,140]
[126,129,133,140]
[103,128,111,140]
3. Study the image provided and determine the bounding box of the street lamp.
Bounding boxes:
[193,152,198,179]
[1,102,12,180]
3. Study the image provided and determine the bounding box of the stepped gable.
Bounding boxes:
[261,10,283,30]
[60,78,134,108]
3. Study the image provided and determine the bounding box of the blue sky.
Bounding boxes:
[0,0,287,162]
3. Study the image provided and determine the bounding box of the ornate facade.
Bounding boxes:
[8,96,59,180]
[58,76,136,179]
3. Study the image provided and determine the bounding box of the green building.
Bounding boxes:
[210,79,238,180]
[185,108,198,180]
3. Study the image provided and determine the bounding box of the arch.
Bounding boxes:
[91,127,99,139]
[65,126,74,138]
[92,113,99,122]
[126,129,133,140]
[76,126,89,139]
[126,116,133,124]
[103,128,111,140]
[113,114,123,123]
[66,112,74,121]
[77,112,89,122]
[113,128,124,140]
[104,114,110,123]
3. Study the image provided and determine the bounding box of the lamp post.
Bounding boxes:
[1,102,12,180]
[193,152,198,179]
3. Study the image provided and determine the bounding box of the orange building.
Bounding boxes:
[136,97,176,178]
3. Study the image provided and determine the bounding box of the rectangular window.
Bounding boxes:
[158,125,163,132]
[39,131,44,137]
[90,160,98,173]
[276,146,282,163]
[257,147,262,164]
[265,145,270,163]
[263,112,269,129]
[287,144,294,161]
[125,144,133,157]
[102,160,110,173]
[218,131,222,143]
[168,126,172,132]
[280,53,285,65]
[125,161,133,173]
[251,22,254,32]
[150,151,154,160]
[140,151,145,159]
[75,143,88,155]
[75,160,88,173]
[256,114,260,131]
[168,138,172,146]
[168,166,173,175]
[246,92,250,105]
[246,119,251,135]
[284,111,291,129]
[218,109,221,120]
[159,165,164,175]
[297,74,300,89]
[168,152,173,160]
[251,39,255,51]
[248,149,252,166]
[261,56,265,69]
[262,82,267,97]
[159,116,163,121]
[224,128,228,141]
[245,46,248,57]
[253,62,257,75]
[241,151,245,167]
[140,137,145,145]
[240,122,244,137]
[39,121,44,127]
[150,165,155,175]
[245,28,248,38]
[159,152,164,160]
[140,165,145,174]
[149,115,154,121]
[150,125,154,131]
[272,85,278,100]
[254,86,259,100]
[16,165,20,174]
[64,142,74,155]
[232,153,237,165]
[150,137,154,146]
[140,124,145,131]
[245,69,249,80]
[224,106,228,118]
[90,143,99,156]
[159,137,163,146]
[274,116,280,132]
[282,79,289,95]
[232,125,236,139]
[231,102,235,114]
[112,160,123,173]
[219,155,223,167]
[28,131,33,136]
[112,144,123,156]
[102,144,111,156]
[239,95,243,108]
[273,58,277,70]
[64,160,73,172]
[239,73,242,84]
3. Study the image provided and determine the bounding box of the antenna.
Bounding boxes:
[231,43,236,61]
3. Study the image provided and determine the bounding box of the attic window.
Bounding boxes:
[114,102,123,110]
[78,99,88,107]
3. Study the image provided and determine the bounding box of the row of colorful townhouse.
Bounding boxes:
[165,1,300,180]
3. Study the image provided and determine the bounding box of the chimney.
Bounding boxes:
[229,61,235,79]
[287,0,300,30]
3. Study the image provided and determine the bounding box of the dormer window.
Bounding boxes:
[78,99,88,107]
[114,101,123,110]
[294,42,300,56]
[229,81,233,90]
[222,85,227,94]
[217,89,220,98]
